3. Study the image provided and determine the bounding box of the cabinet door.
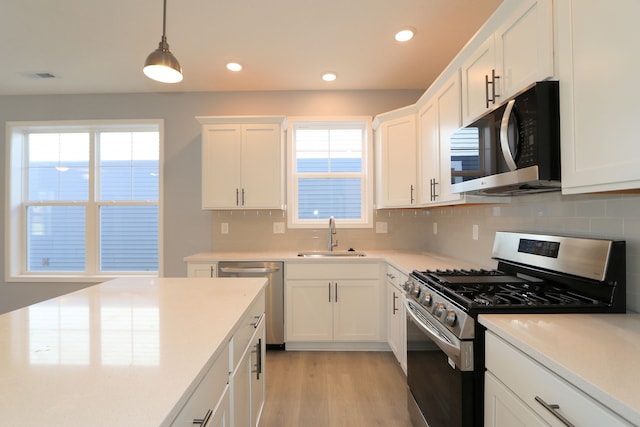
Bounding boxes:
[333,280,382,341]
[557,0,640,193]
[240,124,283,209]
[285,280,333,341]
[376,114,417,207]
[461,36,497,124]
[386,281,406,372]
[232,351,251,427]
[207,388,230,427]
[202,125,242,208]
[417,101,440,204]
[187,263,216,278]
[485,372,548,427]
[436,72,463,204]
[495,0,553,100]
[250,318,266,427]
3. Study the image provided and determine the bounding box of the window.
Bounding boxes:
[287,117,373,228]
[6,120,162,281]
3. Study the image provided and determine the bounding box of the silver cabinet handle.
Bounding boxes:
[392,291,398,314]
[193,408,213,426]
[235,188,239,206]
[534,396,575,427]
[241,188,245,206]
[335,282,338,303]
[328,282,331,302]
[252,313,265,329]
[252,338,263,380]
[410,184,415,204]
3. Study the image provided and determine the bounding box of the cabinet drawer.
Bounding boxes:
[485,332,631,426]
[385,264,407,290]
[286,262,380,280]
[171,342,230,426]
[231,292,265,369]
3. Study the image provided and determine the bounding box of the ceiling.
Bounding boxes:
[0,0,503,96]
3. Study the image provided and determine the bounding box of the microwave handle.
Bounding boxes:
[500,99,518,171]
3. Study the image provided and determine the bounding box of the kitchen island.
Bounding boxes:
[0,277,267,427]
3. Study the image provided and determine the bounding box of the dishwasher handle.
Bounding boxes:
[219,266,281,274]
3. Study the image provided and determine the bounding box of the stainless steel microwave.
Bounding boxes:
[450,81,561,195]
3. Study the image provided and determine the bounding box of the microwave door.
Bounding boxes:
[499,99,518,171]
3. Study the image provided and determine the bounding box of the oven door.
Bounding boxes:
[405,299,475,427]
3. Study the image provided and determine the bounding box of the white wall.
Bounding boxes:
[0,89,422,313]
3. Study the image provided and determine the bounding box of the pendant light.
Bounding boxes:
[143,0,183,83]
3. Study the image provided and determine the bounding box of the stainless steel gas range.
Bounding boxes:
[404,231,626,427]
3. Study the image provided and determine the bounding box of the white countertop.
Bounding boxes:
[0,277,267,427]
[479,313,640,426]
[184,249,485,276]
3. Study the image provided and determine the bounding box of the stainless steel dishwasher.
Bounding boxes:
[218,261,284,348]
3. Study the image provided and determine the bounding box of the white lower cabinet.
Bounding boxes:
[231,294,266,427]
[187,262,217,278]
[485,331,632,427]
[385,264,406,374]
[285,262,384,346]
[171,342,231,427]
[172,292,265,427]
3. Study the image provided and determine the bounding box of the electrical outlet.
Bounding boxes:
[221,223,229,234]
[472,224,479,240]
[273,222,285,234]
[433,222,438,235]
[375,221,388,233]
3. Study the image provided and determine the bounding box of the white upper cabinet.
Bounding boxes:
[198,116,285,209]
[374,107,418,208]
[417,71,463,206]
[461,0,554,125]
[556,0,640,194]
[495,0,553,102]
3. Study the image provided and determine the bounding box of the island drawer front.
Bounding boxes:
[232,292,266,369]
[485,331,632,427]
[170,341,230,426]
[286,262,381,280]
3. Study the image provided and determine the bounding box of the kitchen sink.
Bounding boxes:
[297,250,366,257]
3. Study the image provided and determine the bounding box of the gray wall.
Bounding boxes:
[0,89,422,313]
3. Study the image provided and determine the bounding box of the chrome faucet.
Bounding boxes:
[328,216,338,251]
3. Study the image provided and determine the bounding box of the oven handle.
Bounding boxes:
[405,299,462,364]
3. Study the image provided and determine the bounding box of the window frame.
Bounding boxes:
[286,116,373,229]
[5,119,164,282]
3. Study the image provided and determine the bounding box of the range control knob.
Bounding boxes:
[403,279,414,292]
[419,292,432,307]
[444,310,457,327]
[433,302,446,317]
[410,283,420,297]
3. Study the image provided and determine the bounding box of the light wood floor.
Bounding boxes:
[259,350,413,427]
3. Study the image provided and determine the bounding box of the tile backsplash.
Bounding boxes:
[210,192,640,312]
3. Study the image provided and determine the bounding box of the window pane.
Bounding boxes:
[298,178,361,219]
[296,129,362,173]
[27,133,90,201]
[27,206,86,272]
[99,132,159,201]
[100,205,158,272]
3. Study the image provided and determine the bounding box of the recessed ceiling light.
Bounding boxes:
[395,28,415,42]
[322,72,337,82]
[226,62,243,72]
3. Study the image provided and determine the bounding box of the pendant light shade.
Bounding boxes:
[143,0,183,83]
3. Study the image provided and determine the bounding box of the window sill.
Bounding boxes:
[5,273,158,284]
